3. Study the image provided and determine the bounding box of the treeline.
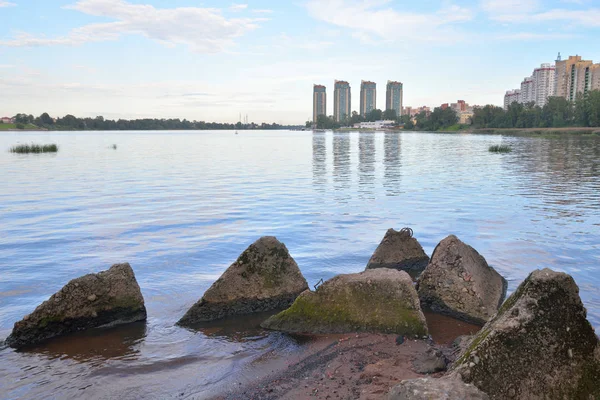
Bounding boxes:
[472,90,600,128]
[308,107,460,131]
[8,113,297,131]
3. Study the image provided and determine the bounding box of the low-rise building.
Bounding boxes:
[353,120,396,129]
[1,117,15,124]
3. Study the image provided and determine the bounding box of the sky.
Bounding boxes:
[1,0,599,124]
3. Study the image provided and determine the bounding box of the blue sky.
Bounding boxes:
[1,0,599,124]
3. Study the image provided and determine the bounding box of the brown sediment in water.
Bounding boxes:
[211,311,480,400]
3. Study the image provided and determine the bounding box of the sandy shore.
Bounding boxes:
[212,312,479,400]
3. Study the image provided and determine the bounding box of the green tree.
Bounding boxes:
[39,112,54,125]
[382,109,397,121]
[585,90,600,127]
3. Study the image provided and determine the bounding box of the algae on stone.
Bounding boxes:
[452,268,600,400]
[6,263,147,349]
[178,236,308,326]
[261,269,428,336]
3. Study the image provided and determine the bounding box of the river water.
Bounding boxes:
[1,130,599,399]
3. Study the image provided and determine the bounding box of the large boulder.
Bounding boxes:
[417,235,507,325]
[261,269,428,336]
[5,263,146,349]
[366,228,430,275]
[177,236,308,326]
[389,377,489,400]
[452,268,600,399]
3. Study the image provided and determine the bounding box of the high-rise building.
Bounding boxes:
[360,81,376,116]
[520,77,535,104]
[333,80,351,122]
[504,89,521,110]
[385,81,403,116]
[532,63,555,107]
[554,55,600,101]
[313,84,326,122]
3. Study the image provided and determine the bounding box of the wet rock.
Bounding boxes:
[5,263,146,349]
[389,376,489,399]
[412,346,448,374]
[452,268,600,399]
[177,236,308,326]
[261,269,428,336]
[417,235,507,325]
[366,228,430,275]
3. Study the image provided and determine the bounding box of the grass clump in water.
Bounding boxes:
[10,143,58,154]
[488,144,512,153]
[111,144,117,150]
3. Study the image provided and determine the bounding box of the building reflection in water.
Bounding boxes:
[332,132,351,187]
[312,132,327,192]
[383,132,402,196]
[358,132,376,199]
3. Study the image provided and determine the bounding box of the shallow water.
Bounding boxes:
[0,130,599,399]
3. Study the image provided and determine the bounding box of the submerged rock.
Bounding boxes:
[6,263,146,349]
[452,268,600,399]
[261,268,428,336]
[366,228,430,275]
[389,377,489,400]
[417,235,507,325]
[177,236,308,326]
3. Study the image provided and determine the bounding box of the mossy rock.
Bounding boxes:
[452,268,600,399]
[5,263,147,349]
[178,236,308,326]
[261,269,428,336]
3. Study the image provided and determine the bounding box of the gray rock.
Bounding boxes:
[412,346,448,374]
[5,263,146,349]
[366,228,430,275]
[178,236,308,326]
[261,269,428,336]
[452,268,600,400]
[417,235,507,325]
[389,377,489,399]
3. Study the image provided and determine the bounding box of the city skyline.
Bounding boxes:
[1,1,600,124]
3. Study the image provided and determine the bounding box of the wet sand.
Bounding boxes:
[212,312,480,400]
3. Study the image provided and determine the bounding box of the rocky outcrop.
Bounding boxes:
[261,269,428,336]
[177,236,308,326]
[452,268,600,399]
[366,228,430,275]
[417,235,507,325]
[389,377,489,400]
[5,263,146,349]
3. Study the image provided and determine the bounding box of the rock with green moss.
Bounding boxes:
[417,235,507,325]
[366,228,430,275]
[177,236,308,326]
[452,268,600,399]
[5,263,146,349]
[261,269,428,336]
[389,376,489,399]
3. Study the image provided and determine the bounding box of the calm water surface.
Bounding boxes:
[1,130,599,399]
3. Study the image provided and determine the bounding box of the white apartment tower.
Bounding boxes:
[520,77,535,104]
[533,63,555,107]
[504,89,521,110]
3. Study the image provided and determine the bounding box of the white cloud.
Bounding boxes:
[0,1,16,6]
[305,0,473,43]
[481,0,540,18]
[0,0,263,52]
[495,32,578,40]
[229,3,248,12]
[252,9,273,14]
[532,8,600,27]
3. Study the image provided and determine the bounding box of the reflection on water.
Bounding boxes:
[384,132,402,196]
[19,321,147,363]
[358,132,376,199]
[0,130,599,399]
